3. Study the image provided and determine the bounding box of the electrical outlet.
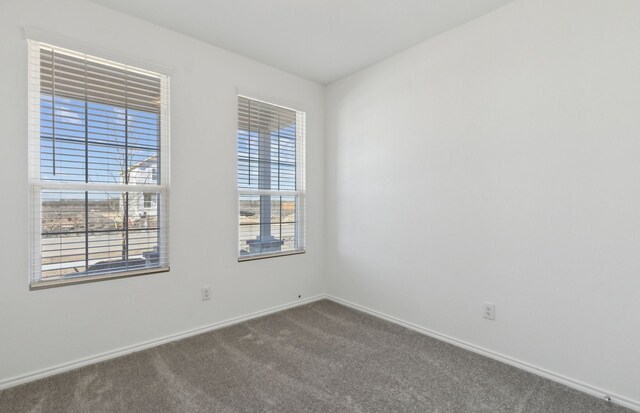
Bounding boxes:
[483,302,495,320]
[201,286,211,301]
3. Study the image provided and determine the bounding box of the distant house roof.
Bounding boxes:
[123,154,158,174]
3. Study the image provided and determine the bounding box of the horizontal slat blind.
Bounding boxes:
[237,96,305,258]
[28,40,170,285]
[40,49,162,114]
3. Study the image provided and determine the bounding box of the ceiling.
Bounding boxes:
[89,0,515,84]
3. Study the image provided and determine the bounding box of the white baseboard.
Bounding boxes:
[0,294,326,391]
[326,295,640,413]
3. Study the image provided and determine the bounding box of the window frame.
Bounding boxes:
[27,40,171,290]
[236,95,306,261]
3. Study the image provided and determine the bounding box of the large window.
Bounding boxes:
[237,96,305,260]
[28,41,170,288]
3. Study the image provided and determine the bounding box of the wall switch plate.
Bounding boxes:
[483,302,495,320]
[201,286,211,301]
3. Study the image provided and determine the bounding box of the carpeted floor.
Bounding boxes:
[0,299,633,413]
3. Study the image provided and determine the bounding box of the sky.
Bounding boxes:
[40,94,160,202]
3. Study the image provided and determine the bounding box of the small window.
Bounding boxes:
[28,41,170,288]
[144,193,153,208]
[237,96,306,260]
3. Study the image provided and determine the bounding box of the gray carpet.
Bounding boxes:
[0,299,633,413]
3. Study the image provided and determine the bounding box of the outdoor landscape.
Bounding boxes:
[41,195,159,278]
[238,197,298,254]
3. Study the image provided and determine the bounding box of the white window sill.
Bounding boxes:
[30,267,170,290]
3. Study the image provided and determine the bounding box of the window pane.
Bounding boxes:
[40,190,161,280]
[41,190,87,279]
[41,96,161,185]
[237,98,297,191]
[40,95,87,182]
[86,231,130,274]
[128,151,159,185]
[238,195,298,256]
[87,101,127,147]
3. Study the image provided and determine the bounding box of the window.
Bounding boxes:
[237,96,305,260]
[28,41,170,288]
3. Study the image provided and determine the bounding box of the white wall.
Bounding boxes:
[326,0,640,406]
[0,0,325,385]
[2,0,639,406]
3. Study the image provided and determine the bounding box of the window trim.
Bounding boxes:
[236,95,306,261]
[27,40,171,289]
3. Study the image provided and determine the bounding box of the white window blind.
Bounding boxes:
[237,96,305,259]
[28,40,170,288]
